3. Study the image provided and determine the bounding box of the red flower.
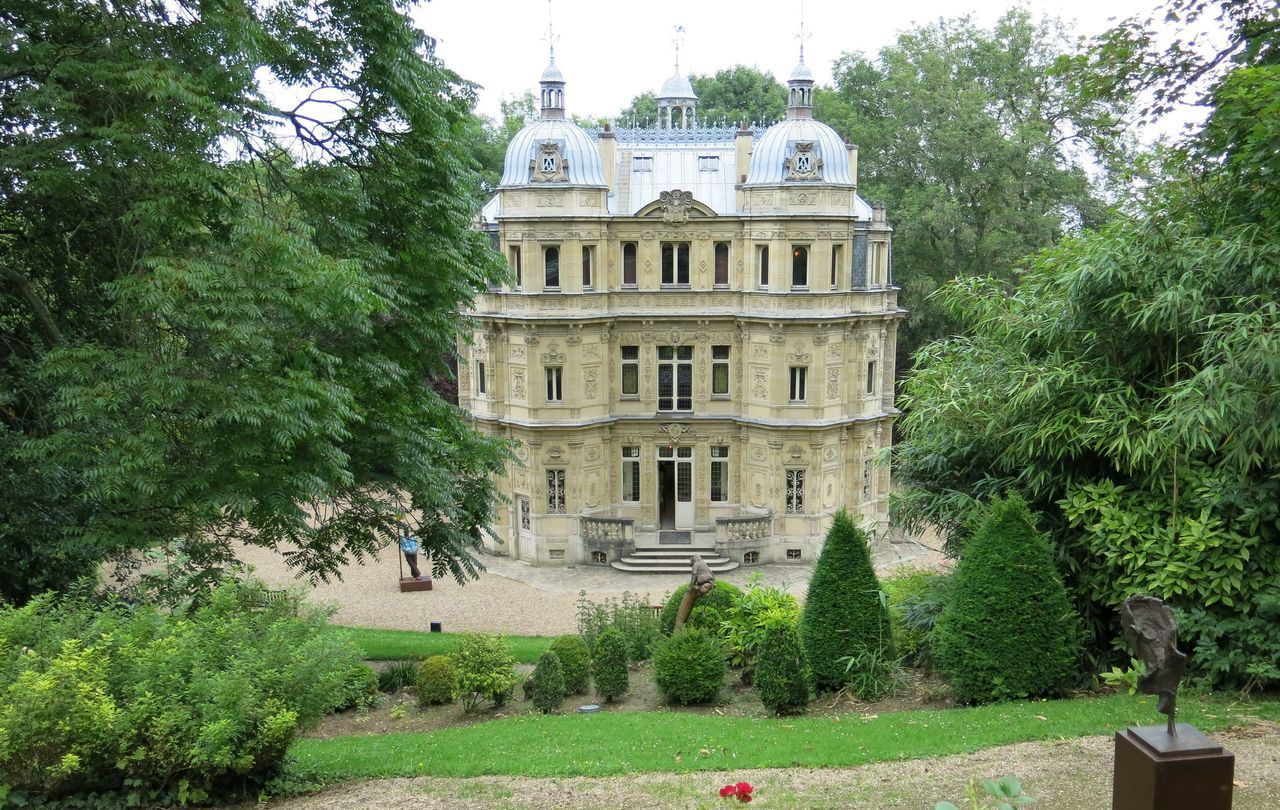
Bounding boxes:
[739,794,753,803]
[736,782,754,795]
[719,785,737,798]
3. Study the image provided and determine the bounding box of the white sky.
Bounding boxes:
[412,0,1175,122]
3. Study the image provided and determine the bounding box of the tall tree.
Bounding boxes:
[894,0,1280,686]
[0,0,509,602]
[816,10,1132,368]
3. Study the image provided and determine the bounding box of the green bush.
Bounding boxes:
[592,626,629,702]
[530,651,566,713]
[575,590,661,663]
[0,580,361,804]
[934,495,1082,704]
[883,567,953,669]
[720,577,801,675]
[452,634,518,711]
[653,628,727,705]
[799,510,893,692]
[338,663,381,711]
[548,635,591,694]
[416,655,458,706]
[379,659,421,693]
[1175,578,1280,693]
[754,621,811,715]
[659,580,743,637]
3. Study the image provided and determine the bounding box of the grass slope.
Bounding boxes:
[342,627,553,663]
[290,693,1279,780]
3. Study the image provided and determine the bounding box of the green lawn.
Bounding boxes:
[341,626,553,663]
[290,693,1279,780]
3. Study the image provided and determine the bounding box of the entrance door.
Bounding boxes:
[657,446,694,529]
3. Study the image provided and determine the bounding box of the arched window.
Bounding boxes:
[791,245,809,288]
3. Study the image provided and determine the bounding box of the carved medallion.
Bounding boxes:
[786,141,823,181]
[530,141,568,183]
[659,189,695,225]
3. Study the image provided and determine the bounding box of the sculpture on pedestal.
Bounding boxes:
[1120,595,1187,737]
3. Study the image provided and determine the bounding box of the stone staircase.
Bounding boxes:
[610,545,740,574]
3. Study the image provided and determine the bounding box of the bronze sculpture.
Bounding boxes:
[1120,595,1188,737]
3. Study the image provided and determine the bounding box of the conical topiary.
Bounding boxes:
[530,650,566,713]
[799,509,892,691]
[933,494,1082,704]
[593,626,629,702]
[754,620,811,715]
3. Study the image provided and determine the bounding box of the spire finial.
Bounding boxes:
[795,0,810,63]
[545,0,558,63]
[672,25,685,73]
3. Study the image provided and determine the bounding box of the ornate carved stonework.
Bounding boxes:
[584,368,598,400]
[656,423,694,445]
[752,368,767,398]
[511,368,525,400]
[530,141,568,182]
[786,141,823,180]
[659,190,695,224]
[786,346,812,364]
[540,342,566,364]
[827,367,840,399]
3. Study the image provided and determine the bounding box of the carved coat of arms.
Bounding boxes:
[659,189,694,224]
[530,141,568,182]
[786,141,823,180]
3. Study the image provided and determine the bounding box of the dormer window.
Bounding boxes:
[698,156,719,172]
[633,156,653,172]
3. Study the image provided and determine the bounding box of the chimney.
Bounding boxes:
[735,121,753,184]
[598,122,616,191]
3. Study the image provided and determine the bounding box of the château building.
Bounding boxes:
[460,45,902,571]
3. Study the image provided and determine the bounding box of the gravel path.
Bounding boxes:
[235,536,942,636]
[259,724,1280,809]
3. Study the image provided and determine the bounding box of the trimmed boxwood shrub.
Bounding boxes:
[593,626,629,702]
[549,634,591,694]
[659,580,743,636]
[416,655,458,706]
[530,651,566,713]
[799,510,893,692]
[754,620,811,715]
[934,495,1082,704]
[653,627,727,705]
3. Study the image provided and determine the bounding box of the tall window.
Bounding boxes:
[785,469,805,513]
[714,242,730,286]
[622,242,637,286]
[757,245,769,288]
[620,346,639,397]
[870,241,886,287]
[510,246,522,288]
[710,446,729,502]
[546,470,566,513]
[546,366,563,402]
[658,346,693,411]
[476,361,486,396]
[621,447,640,502]
[866,361,877,395]
[581,245,594,289]
[661,242,690,285]
[830,245,842,289]
[789,366,807,402]
[518,497,531,530]
[791,245,809,288]
[711,345,730,396]
[544,245,560,289]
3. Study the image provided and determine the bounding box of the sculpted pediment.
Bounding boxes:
[635,189,716,223]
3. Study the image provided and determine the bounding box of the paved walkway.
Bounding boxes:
[235,533,944,636]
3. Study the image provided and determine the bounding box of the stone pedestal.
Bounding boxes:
[1112,724,1234,810]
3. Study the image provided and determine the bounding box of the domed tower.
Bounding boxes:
[657,68,697,130]
[498,52,607,196]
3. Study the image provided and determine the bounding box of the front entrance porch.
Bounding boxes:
[581,507,773,573]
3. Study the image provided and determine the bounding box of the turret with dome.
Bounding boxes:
[467,28,901,572]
